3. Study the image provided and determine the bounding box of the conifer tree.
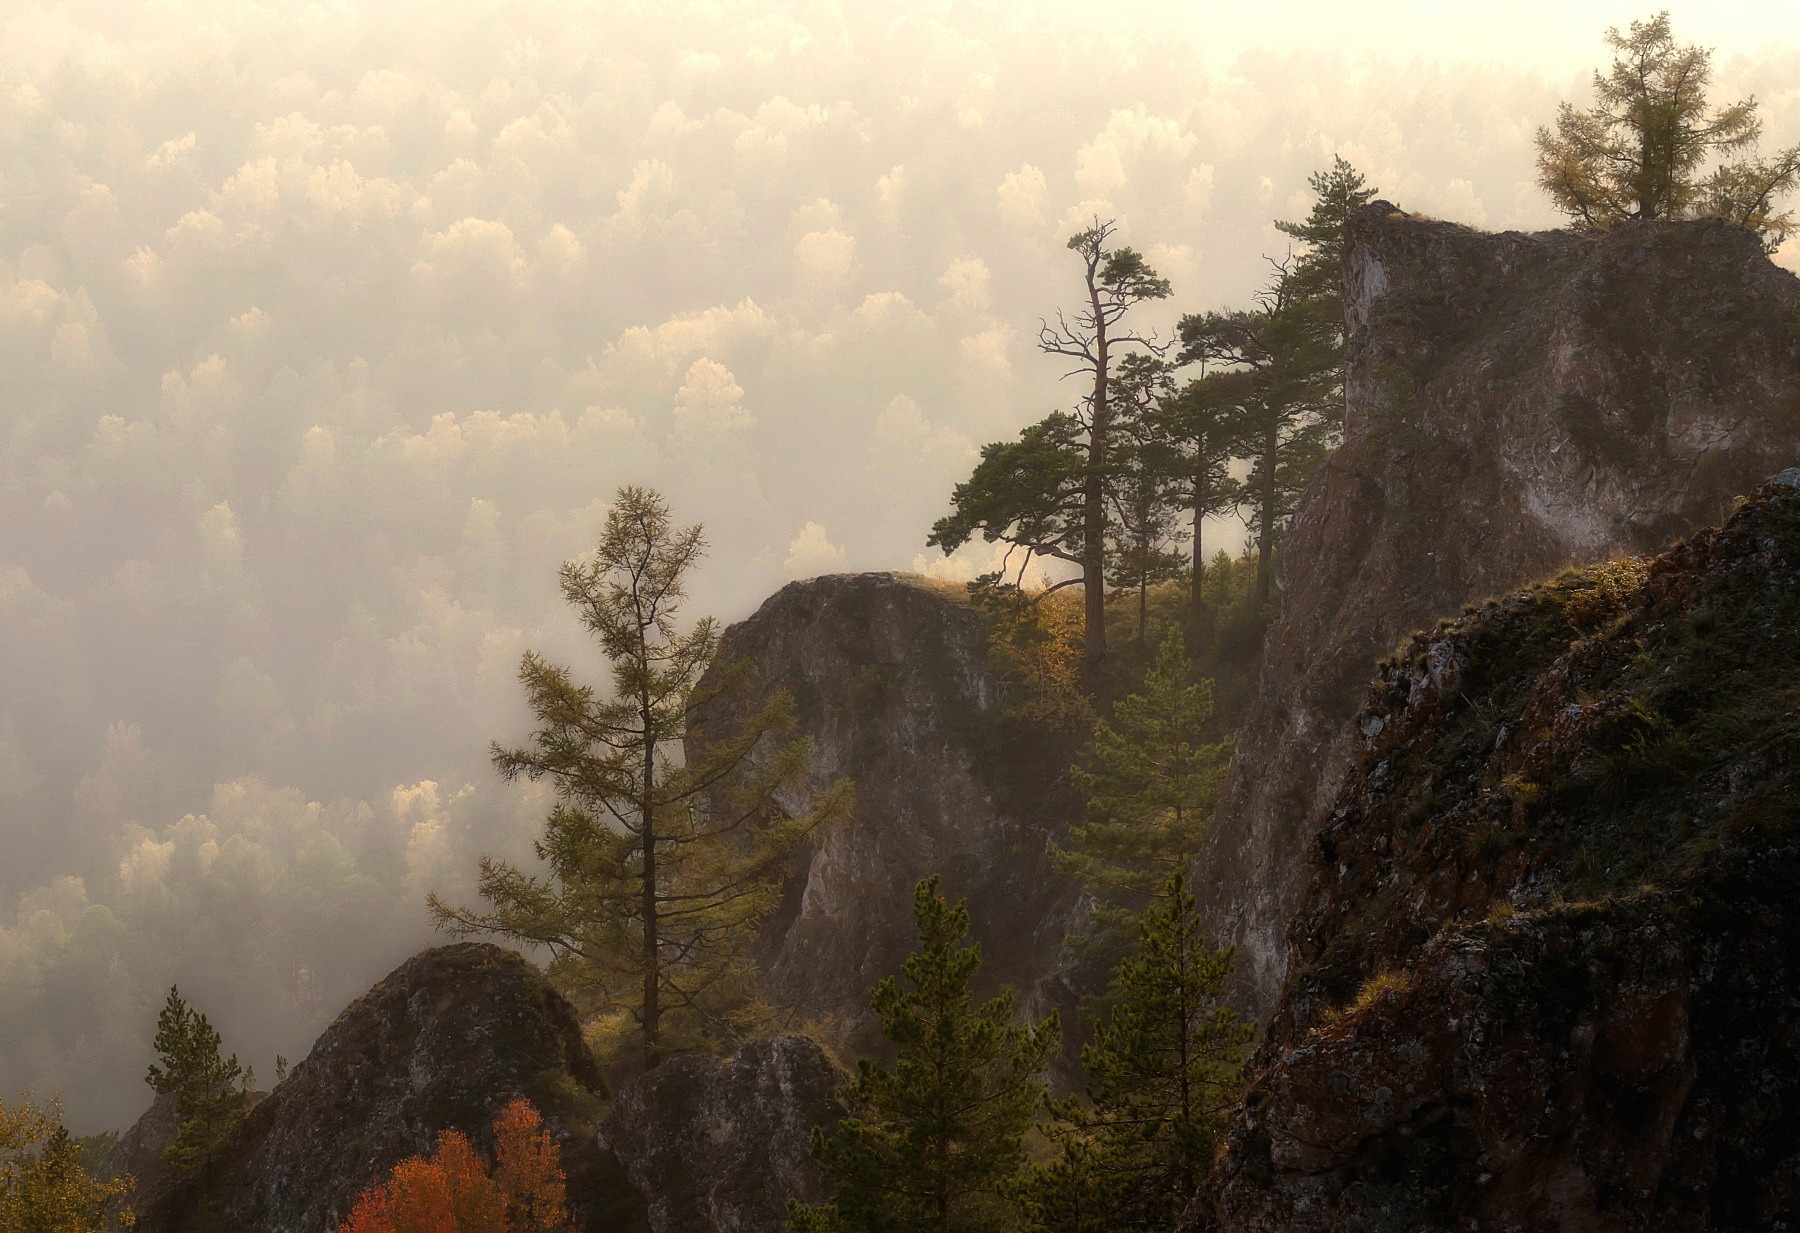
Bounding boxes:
[144,985,252,1181]
[431,487,852,1070]
[789,877,1058,1233]
[1051,630,1231,948]
[1019,874,1251,1233]
[0,1095,135,1233]
[1536,12,1800,248]
[932,219,1170,675]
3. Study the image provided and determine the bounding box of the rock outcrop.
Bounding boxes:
[134,943,647,1233]
[600,1035,844,1233]
[1185,474,1800,1231]
[1199,205,1800,1010]
[690,572,1084,1034]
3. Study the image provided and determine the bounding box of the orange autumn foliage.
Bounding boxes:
[340,1098,571,1233]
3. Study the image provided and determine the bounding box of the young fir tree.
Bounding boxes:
[1019,874,1251,1233]
[144,986,253,1181]
[789,877,1059,1233]
[431,487,852,1070]
[1051,630,1231,950]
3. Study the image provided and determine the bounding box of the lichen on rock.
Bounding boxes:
[1184,476,1800,1232]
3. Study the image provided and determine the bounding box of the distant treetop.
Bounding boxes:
[1535,11,1800,250]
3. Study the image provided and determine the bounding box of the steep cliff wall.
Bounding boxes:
[689,572,1084,1033]
[1199,205,1800,1010]
[1184,474,1800,1231]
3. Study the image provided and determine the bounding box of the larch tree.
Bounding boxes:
[1536,11,1800,248]
[0,1096,135,1233]
[430,487,852,1071]
[789,877,1058,1233]
[931,218,1170,676]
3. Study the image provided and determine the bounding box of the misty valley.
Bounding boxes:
[4,6,1800,1233]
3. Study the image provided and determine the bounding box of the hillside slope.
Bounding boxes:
[1186,472,1800,1231]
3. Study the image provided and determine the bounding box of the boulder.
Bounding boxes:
[600,1035,844,1233]
[690,572,1085,1036]
[135,942,648,1232]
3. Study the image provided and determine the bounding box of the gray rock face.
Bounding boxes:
[1196,204,1800,1012]
[691,572,1085,1035]
[600,1035,844,1233]
[1183,476,1800,1232]
[134,942,647,1233]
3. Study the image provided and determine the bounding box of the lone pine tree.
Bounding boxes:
[144,985,252,1182]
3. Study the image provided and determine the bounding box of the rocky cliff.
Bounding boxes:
[1199,205,1800,1010]
[600,1035,843,1233]
[689,572,1084,1034]
[1184,473,1800,1231]
[129,943,647,1233]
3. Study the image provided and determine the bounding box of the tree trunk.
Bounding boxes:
[1083,280,1110,676]
[1188,471,1208,650]
[1255,424,1278,612]
[641,693,660,1070]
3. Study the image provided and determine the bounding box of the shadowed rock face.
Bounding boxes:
[131,943,648,1233]
[1198,204,1800,1012]
[1184,475,1800,1232]
[690,572,1085,1036]
[600,1035,844,1233]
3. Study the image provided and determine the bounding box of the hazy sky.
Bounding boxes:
[3,0,1797,1129]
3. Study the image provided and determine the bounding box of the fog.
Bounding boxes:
[2,0,1795,1130]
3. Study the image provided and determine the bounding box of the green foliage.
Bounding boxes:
[1275,155,1380,305]
[144,985,252,1182]
[1535,11,1800,248]
[1177,161,1368,613]
[1019,875,1251,1233]
[1054,631,1231,951]
[935,217,1170,673]
[0,1095,135,1232]
[431,487,853,1070]
[790,877,1059,1233]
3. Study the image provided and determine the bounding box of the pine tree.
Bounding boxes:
[144,985,252,1181]
[1020,874,1251,1233]
[1051,630,1231,949]
[932,218,1170,676]
[1275,155,1379,305]
[431,487,853,1071]
[1176,159,1370,620]
[789,877,1058,1233]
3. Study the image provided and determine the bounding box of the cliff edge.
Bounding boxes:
[1199,204,1800,1010]
[1185,472,1800,1231]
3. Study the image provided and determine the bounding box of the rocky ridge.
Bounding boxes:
[128,943,646,1233]
[1185,473,1800,1231]
[1199,204,1800,1011]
